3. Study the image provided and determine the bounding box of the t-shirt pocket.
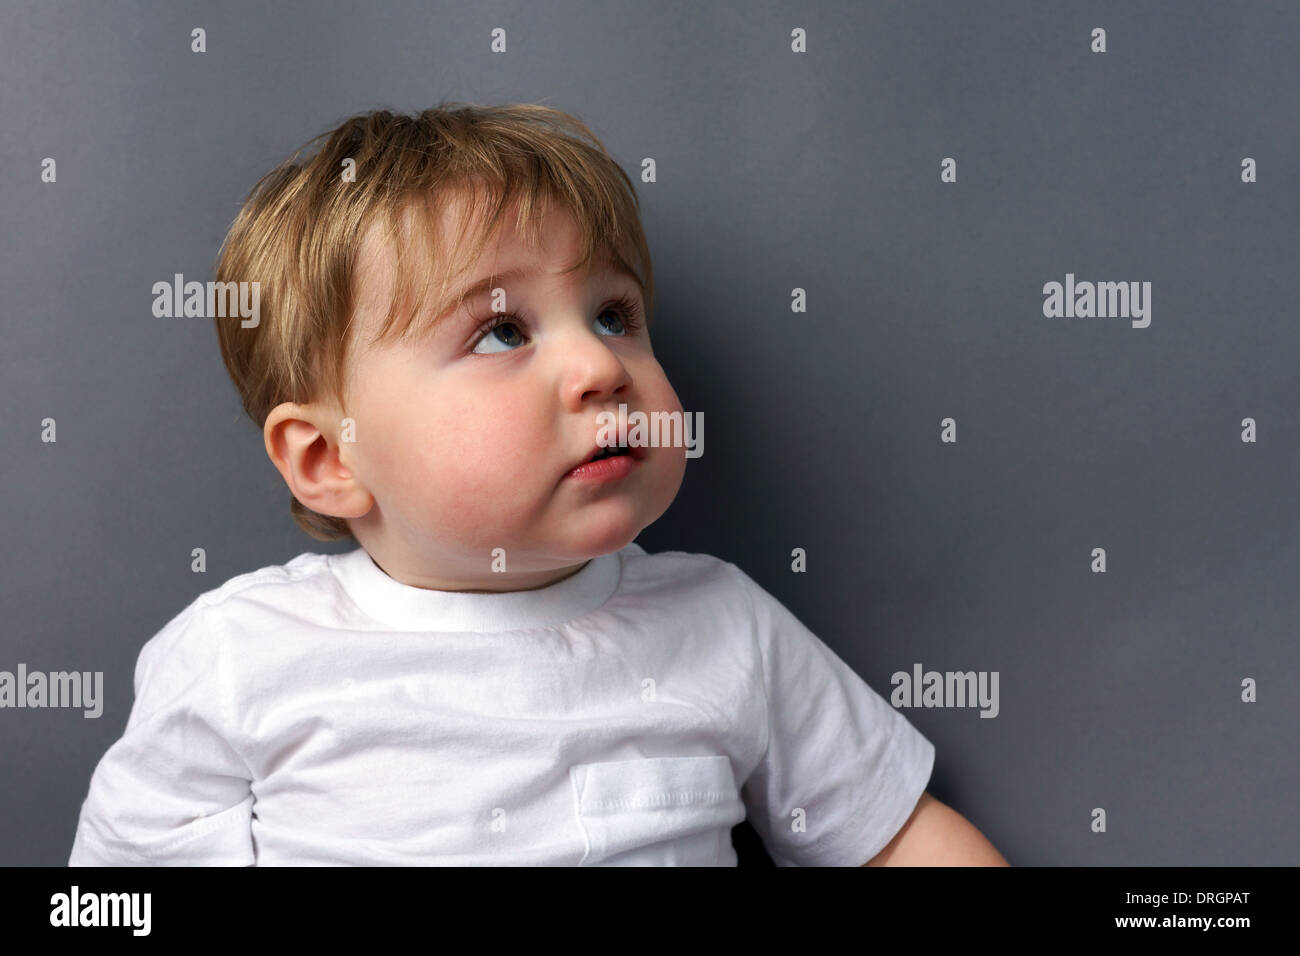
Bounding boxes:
[569,754,746,866]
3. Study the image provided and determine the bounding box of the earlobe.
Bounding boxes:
[263,402,373,519]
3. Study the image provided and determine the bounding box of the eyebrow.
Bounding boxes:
[439,262,641,320]
[447,266,536,309]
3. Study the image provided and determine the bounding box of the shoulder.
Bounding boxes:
[621,543,780,601]
[191,550,338,611]
[617,542,749,592]
[615,543,761,621]
[136,551,338,678]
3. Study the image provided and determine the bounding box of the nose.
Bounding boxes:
[559,325,634,410]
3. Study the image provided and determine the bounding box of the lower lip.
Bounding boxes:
[565,453,640,483]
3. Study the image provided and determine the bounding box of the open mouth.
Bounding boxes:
[565,437,648,479]
[589,444,631,462]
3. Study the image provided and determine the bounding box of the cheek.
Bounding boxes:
[647,368,685,419]
[407,393,549,502]
[645,373,689,483]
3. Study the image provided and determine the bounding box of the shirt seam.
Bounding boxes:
[731,563,773,776]
[77,797,253,857]
[325,548,631,634]
[326,551,390,629]
[184,601,256,783]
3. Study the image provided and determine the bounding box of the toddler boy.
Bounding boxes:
[68,104,1004,866]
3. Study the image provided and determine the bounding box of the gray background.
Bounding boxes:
[2,0,1296,866]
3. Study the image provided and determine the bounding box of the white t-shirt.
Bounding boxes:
[68,543,934,866]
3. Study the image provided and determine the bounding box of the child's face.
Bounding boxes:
[333,199,686,588]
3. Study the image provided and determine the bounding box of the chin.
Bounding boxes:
[582,530,639,558]
[566,515,643,558]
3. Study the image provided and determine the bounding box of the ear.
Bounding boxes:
[263,402,373,520]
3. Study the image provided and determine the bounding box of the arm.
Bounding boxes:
[70,606,256,866]
[862,791,1008,866]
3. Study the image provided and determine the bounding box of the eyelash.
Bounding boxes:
[467,292,644,353]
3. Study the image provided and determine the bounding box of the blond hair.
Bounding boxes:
[212,103,656,541]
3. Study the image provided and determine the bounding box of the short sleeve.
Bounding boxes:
[731,564,935,867]
[68,602,256,866]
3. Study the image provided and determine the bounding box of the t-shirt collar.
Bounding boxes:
[329,545,625,632]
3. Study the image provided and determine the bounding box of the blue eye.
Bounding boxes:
[470,317,526,354]
[468,294,644,355]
